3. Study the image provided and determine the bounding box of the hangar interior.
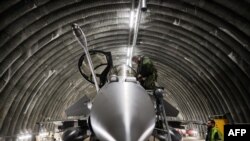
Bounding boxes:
[0,0,250,140]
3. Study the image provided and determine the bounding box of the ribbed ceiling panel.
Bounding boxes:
[0,0,249,138]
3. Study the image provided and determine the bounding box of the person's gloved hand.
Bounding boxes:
[137,74,142,78]
[137,74,146,82]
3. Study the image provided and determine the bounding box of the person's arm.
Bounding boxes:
[214,131,223,141]
[214,132,219,140]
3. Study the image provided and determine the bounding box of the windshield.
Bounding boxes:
[109,64,136,77]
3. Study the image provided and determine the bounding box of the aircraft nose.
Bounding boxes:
[90,81,156,141]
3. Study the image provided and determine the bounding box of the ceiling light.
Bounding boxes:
[129,11,135,28]
[18,134,32,140]
[141,0,147,11]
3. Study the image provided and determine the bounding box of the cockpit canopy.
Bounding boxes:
[78,50,136,87]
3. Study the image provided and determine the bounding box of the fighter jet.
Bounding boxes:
[58,24,181,141]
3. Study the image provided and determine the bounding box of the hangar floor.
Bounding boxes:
[83,136,205,141]
[148,136,205,141]
[182,136,205,141]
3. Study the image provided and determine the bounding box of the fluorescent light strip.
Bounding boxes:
[129,11,134,28]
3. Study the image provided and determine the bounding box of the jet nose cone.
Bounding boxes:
[90,81,155,141]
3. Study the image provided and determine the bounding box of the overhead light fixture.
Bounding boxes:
[126,59,129,66]
[18,134,32,140]
[87,101,92,109]
[129,11,135,28]
[127,47,131,57]
[127,0,145,66]
[141,0,147,11]
[39,132,48,137]
[126,47,133,66]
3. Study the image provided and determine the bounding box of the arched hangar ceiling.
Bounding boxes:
[0,0,250,137]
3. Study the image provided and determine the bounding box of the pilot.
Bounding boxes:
[132,55,157,89]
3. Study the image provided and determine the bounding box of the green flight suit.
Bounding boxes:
[137,56,157,89]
